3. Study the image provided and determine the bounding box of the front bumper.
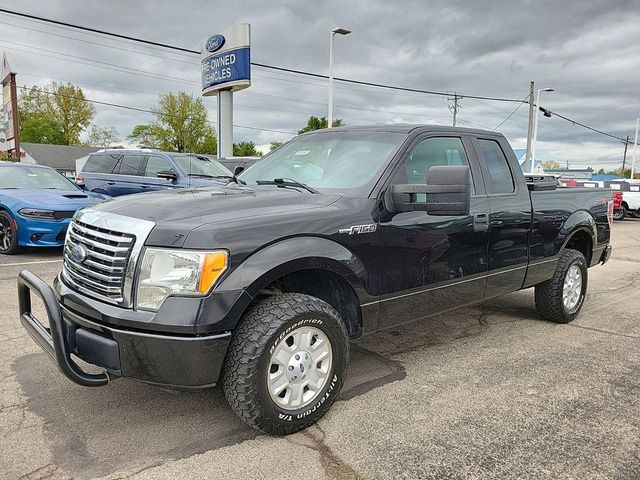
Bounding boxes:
[16,216,70,247]
[18,270,232,389]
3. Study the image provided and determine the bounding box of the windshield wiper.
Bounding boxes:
[256,178,319,194]
[188,173,246,185]
[212,175,247,185]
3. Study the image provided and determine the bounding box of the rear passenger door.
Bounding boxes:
[142,155,179,192]
[472,136,531,298]
[109,154,146,196]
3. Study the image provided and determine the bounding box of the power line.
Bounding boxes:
[17,85,297,135]
[0,7,525,103]
[493,95,530,130]
[0,7,198,54]
[0,7,628,143]
[543,108,626,142]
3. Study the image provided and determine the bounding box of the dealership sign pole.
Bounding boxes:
[1,53,19,157]
[201,24,251,159]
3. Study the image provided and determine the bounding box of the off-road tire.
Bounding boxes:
[222,293,349,436]
[613,208,626,221]
[0,211,20,255]
[535,248,588,323]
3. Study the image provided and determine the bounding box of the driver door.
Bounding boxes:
[375,134,490,329]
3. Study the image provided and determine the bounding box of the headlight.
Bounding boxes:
[136,248,228,311]
[18,208,56,220]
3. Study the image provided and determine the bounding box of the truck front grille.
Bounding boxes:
[62,220,135,305]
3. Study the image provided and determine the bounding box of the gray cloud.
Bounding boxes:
[1,0,638,169]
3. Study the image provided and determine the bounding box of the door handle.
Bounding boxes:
[474,213,489,232]
[106,181,115,185]
[141,184,150,189]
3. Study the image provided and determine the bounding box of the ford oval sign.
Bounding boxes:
[206,34,225,53]
[70,243,88,263]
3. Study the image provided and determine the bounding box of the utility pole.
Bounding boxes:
[622,136,629,173]
[448,93,460,127]
[524,81,535,174]
[632,117,639,180]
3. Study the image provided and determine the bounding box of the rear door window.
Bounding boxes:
[115,155,143,176]
[82,154,119,173]
[477,139,515,194]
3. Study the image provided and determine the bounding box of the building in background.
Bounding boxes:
[20,142,100,177]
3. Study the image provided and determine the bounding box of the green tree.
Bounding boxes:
[233,141,261,156]
[297,115,344,134]
[86,125,120,148]
[128,91,216,153]
[19,82,95,145]
[19,86,64,145]
[270,141,283,151]
[596,168,605,175]
[542,160,560,170]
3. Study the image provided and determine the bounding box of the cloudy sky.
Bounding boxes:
[1,0,638,170]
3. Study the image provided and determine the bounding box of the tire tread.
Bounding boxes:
[535,249,586,323]
[222,292,348,435]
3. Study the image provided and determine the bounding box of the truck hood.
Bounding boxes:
[89,185,342,246]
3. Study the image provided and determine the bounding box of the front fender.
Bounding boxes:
[218,236,374,304]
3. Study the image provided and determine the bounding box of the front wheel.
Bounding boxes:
[222,293,349,435]
[0,211,20,255]
[535,249,588,323]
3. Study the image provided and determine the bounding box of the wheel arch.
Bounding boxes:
[218,236,373,338]
[560,223,595,265]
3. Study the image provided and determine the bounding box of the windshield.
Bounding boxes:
[240,131,407,194]
[170,155,232,177]
[0,165,79,190]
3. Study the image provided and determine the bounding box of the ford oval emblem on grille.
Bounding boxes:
[70,243,88,263]
[205,34,225,52]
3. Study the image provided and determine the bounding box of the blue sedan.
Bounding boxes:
[0,161,108,254]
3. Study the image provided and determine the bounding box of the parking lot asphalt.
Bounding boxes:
[1,222,639,480]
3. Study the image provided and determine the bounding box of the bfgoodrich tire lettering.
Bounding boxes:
[534,248,588,323]
[222,292,349,435]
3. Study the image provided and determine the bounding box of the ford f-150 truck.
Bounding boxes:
[18,125,613,435]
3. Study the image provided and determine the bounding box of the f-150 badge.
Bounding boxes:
[338,224,377,235]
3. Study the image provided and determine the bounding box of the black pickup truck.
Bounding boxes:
[18,125,613,435]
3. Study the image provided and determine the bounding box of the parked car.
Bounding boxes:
[605,181,640,218]
[0,161,107,254]
[18,125,612,435]
[559,178,577,188]
[217,156,261,174]
[612,191,625,220]
[76,149,233,197]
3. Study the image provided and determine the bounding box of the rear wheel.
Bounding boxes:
[613,208,626,221]
[535,249,587,323]
[222,293,349,435]
[0,211,20,255]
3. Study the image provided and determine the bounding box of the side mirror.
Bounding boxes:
[384,165,471,216]
[156,170,177,181]
[233,165,245,176]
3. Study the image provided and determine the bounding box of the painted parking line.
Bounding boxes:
[1,259,63,267]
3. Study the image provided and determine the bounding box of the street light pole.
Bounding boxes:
[328,27,351,128]
[631,117,639,180]
[530,87,554,173]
